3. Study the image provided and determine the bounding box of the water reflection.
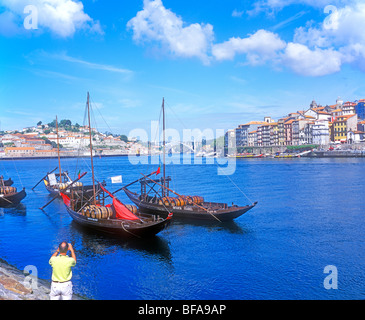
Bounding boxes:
[0,203,27,216]
[171,219,249,234]
[70,221,172,264]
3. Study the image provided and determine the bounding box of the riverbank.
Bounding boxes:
[0,258,84,300]
[0,153,137,160]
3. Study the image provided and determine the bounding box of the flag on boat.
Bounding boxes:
[155,166,161,175]
[111,175,123,184]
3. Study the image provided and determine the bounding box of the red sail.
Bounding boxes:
[99,183,140,221]
[112,197,140,221]
[60,192,70,207]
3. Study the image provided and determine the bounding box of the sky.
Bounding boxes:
[1,0,365,139]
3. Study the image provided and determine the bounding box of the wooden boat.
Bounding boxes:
[61,184,172,238]
[43,170,81,196]
[123,98,258,222]
[59,92,172,238]
[123,177,257,222]
[0,186,26,208]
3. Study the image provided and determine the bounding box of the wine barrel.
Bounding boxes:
[58,183,68,190]
[0,186,17,194]
[73,182,83,188]
[125,204,138,214]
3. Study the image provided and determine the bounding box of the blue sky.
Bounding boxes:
[1,0,365,137]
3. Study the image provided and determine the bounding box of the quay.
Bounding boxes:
[0,258,84,300]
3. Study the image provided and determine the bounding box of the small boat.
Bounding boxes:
[123,177,257,222]
[61,184,172,238]
[0,186,26,208]
[59,92,172,238]
[123,98,257,222]
[43,171,82,196]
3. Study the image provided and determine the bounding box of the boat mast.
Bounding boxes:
[56,115,62,183]
[87,92,96,205]
[162,97,166,197]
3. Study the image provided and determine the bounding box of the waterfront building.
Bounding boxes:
[292,119,313,145]
[333,114,358,142]
[257,125,263,146]
[312,120,330,146]
[260,123,271,146]
[304,122,314,144]
[355,99,365,120]
[5,147,36,157]
[284,119,294,145]
[277,118,286,146]
[235,121,267,147]
[248,130,257,146]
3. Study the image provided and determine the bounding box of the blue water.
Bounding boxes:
[0,156,364,300]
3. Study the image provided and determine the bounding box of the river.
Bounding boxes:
[0,155,364,300]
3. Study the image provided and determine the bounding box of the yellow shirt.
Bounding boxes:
[49,255,76,282]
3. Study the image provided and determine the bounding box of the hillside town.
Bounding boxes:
[0,121,147,158]
[225,97,365,154]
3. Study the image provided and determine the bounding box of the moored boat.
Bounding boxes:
[61,184,172,238]
[0,186,26,208]
[123,174,257,222]
[123,98,257,222]
[59,92,172,238]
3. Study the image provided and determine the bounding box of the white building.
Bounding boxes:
[312,120,330,146]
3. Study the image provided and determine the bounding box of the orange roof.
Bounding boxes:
[242,121,268,126]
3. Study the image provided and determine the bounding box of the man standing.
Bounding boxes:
[49,242,77,300]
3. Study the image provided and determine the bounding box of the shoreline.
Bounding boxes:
[0,258,85,300]
[0,154,137,161]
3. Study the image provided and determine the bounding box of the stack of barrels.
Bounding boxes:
[0,186,17,195]
[157,195,204,207]
[57,182,83,190]
[81,205,113,219]
[125,204,138,214]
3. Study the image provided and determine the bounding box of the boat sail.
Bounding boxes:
[60,92,172,238]
[123,98,257,222]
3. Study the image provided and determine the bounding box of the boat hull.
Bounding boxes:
[65,205,171,238]
[0,189,27,208]
[124,188,257,222]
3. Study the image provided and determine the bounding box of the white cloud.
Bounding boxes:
[212,29,286,65]
[127,0,214,64]
[283,43,342,76]
[126,0,365,77]
[292,1,365,72]
[0,0,102,37]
